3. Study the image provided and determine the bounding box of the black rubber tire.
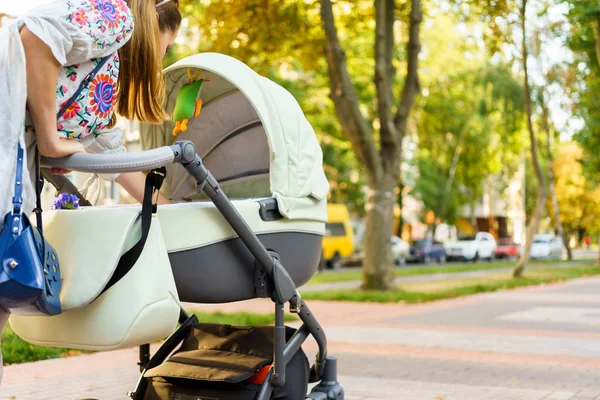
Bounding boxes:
[327,252,342,270]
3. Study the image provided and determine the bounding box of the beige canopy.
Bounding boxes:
[141,53,329,222]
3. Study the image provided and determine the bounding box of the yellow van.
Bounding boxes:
[321,204,355,269]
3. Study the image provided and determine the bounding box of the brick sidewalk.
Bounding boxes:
[3,277,600,399]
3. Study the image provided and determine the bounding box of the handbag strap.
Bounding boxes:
[10,143,26,234]
[12,143,24,214]
[34,148,43,233]
[57,56,111,120]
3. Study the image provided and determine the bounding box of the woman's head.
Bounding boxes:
[116,0,182,124]
[156,0,181,58]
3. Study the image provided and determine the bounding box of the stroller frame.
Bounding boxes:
[43,140,344,400]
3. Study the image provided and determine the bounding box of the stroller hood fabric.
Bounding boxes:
[142,53,329,223]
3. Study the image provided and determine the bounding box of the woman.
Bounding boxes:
[0,0,181,382]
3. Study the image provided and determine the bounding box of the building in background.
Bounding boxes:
[453,156,526,244]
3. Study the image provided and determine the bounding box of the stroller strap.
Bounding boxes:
[101,167,166,294]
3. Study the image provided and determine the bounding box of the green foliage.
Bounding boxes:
[413,157,465,224]
[448,0,518,54]
[562,0,600,179]
[550,142,600,235]
[176,0,323,73]
[415,64,525,223]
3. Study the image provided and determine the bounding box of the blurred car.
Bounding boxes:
[495,238,520,260]
[530,234,563,260]
[344,236,410,267]
[446,232,497,261]
[391,236,410,265]
[408,239,447,264]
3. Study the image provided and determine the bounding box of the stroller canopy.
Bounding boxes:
[141,53,329,222]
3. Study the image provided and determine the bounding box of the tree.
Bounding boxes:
[539,91,573,259]
[562,0,600,176]
[415,65,524,228]
[552,143,600,248]
[529,17,574,260]
[319,0,422,290]
[176,0,323,73]
[563,0,600,261]
[513,0,548,277]
[175,0,370,214]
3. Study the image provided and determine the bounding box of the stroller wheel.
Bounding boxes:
[310,357,344,400]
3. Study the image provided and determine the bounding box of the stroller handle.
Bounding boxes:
[40,145,183,174]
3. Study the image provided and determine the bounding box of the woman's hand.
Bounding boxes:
[45,139,85,175]
[39,137,86,158]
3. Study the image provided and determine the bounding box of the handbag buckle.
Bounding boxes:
[12,196,22,214]
[8,259,18,269]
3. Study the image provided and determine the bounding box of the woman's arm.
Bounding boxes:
[115,172,172,205]
[20,27,85,158]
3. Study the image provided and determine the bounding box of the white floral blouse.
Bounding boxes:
[20,0,134,153]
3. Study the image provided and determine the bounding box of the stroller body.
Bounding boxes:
[11,53,344,400]
[143,53,328,305]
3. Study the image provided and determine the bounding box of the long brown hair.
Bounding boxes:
[116,0,181,124]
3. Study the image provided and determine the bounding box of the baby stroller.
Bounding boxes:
[10,53,343,400]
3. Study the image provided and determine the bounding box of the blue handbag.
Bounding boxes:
[0,143,61,315]
[0,55,110,316]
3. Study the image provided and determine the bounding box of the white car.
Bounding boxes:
[391,236,410,265]
[344,236,410,266]
[446,232,497,261]
[530,234,563,259]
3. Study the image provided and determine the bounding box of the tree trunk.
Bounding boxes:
[548,176,572,259]
[439,127,466,220]
[320,0,421,290]
[513,0,548,278]
[362,176,398,290]
[577,228,584,247]
[546,146,572,259]
[470,198,477,230]
[593,11,600,69]
[541,95,572,260]
[396,179,404,237]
